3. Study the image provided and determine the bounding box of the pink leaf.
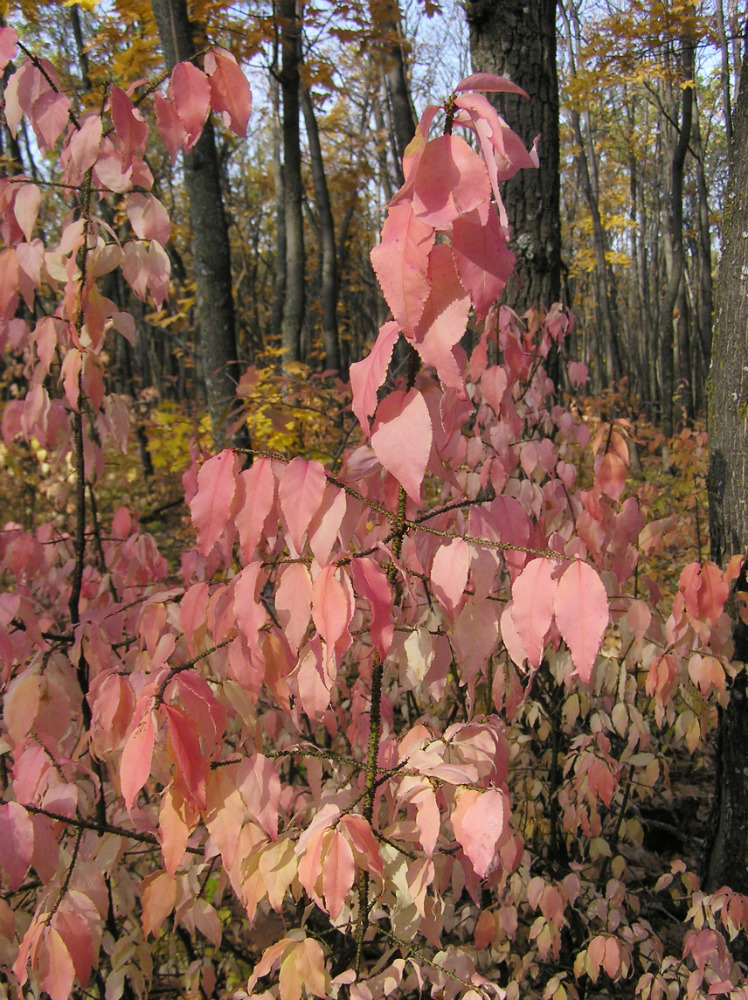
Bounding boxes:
[510,558,560,669]
[120,704,154,813]
[350,321,400,434]
[38,927,76,1000]
[350,558,394,658]
[370,202,434,336]
[141,871,177,938]
[0,26,18,70]
[371,388,432,504]
[170,61,210,150]
[189,450,237,556]
[596,451,627,502]
[154,93,186,163]
[451,788,506,878]
[126,193,170,245]
[68,115,102,175]
[14,184,41,242]
[312,564,353,656]
[411,135,490,229]
[455,72,529,97]
[431,538,470,616]
[32,90,71,153]
[411,243,471,393]
[205,48,252,137]
[235,456,276,560]
[341,815,384,879]
[110,85,148,168]
[278,457,327,554]
[554,560,609,682]
[276,563,312,655]
[322,829,356,920]
[452,209,515,320]
[238,755,281,840]
[163,704,208,810]
[0,801,34,890]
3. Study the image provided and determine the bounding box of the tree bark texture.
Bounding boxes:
[466,0,561,314]
[150,0,248,450]
[278,0,305,363]
[705,23,748,894]
[368,0,417,180]
[301,87,340,372]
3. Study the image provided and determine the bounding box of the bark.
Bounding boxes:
[466,0,561,314]
[559,1,623,384]
[368,0,417,177]
[278,0,305,363]
[301,87,340,372]
[705,23,748,894]
[150,0,249,451]
[659,36,694,438]
[270,74,287,340]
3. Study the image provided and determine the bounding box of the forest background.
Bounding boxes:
[1,1,748,1000]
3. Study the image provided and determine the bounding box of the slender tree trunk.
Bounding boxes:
[466,0,561,314]
[301,87,340,372]
[278,0,305,363]
[270,74,287,340]
[705,23,748,895]
[368,0,417,177]
[150,0,249,451]
[659,35,694,437]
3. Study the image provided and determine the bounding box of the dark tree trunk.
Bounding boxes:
[368,0,417,178]
[270,74,287,341]
[466,0,561,314]
[278,0,305,363]
[301,87,340,372]
[150,0,249,451]
[705,23,748,895]
[660,36,694,437]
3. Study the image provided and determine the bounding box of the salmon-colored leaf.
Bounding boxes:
[371,388,432,504]
[554,560,608,683]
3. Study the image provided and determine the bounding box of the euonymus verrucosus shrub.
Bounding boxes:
[0,24,746,1000]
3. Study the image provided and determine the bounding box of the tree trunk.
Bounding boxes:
[150,0,249,451]
[278,0,305,363]
[466,0,561,314]
[301,87,340,372]
[660,35,694,438]
[368,0,417,179]
[705,23,748,895]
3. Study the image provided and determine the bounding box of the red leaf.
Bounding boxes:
[411,135,491,228]
[455,72,529,97]
[510,558,559,669]
[154,93,186,163]
[0,801,33,890]
[411,243,471,393]
[279,457,327,554]
[350,558,394,658]
[554,560,609,683]
[350,321,400,434]
[0,26,18,70]
[205,48,252,137]
[451,788,506,878]
[238,754,281,840]
[312,564,353,655]
[120,704,154,813]
[170,61,210,150]
[276,563,312,655]
[597,451,627,502]
[38,927,76,1000]
[452,209,515,320]
[371,388,432,504]
[431,538,470,616]
[125,193,170,245]
[322,829,355,920]
[110,85,148,168]
[370,202,434,336]
[235,456,276,560]
[189,450,237,556]
[163,703,208,810]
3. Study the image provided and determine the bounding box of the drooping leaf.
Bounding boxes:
[189,450,237,557]
[371,388,432,504]
[370,202,434,336]
[411,135,491,229]
[510,558,560,669]
[554,560,609,683]
[278,457,327,554]
[350,321,400,434]
[451,788,506,878]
